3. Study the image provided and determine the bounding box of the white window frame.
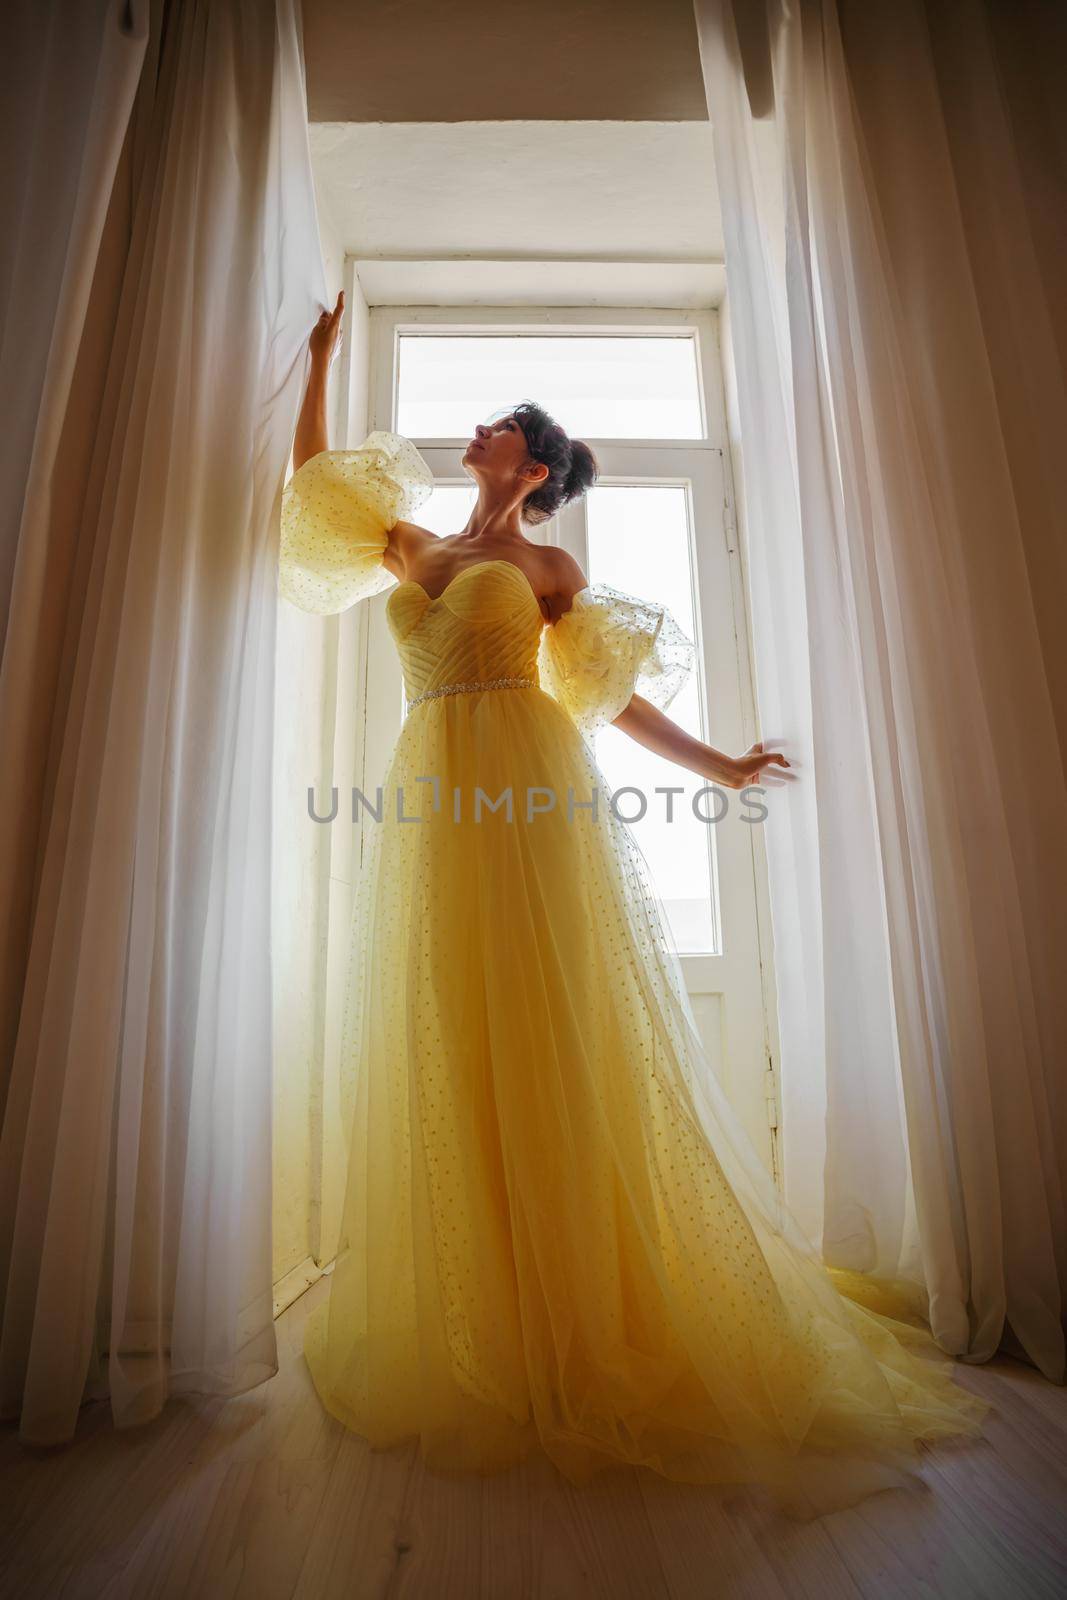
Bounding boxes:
[358,303,782,1182]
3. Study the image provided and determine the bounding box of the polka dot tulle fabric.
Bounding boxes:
[279,432,434,613]
[536,583,697,741]
[278,435,989,1515]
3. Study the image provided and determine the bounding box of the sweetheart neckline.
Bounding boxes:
[392,558,547,621]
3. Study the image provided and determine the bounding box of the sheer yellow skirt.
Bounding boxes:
[304,684,990,1517]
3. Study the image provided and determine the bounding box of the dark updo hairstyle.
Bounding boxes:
[501,400,599,526]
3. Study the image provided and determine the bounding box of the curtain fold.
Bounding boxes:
[0,0,326,1443]
[0,0,152,1090]
[694,0,1066,1380]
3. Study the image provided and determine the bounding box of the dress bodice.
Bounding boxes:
[278,433,697,742]
[386,559,545,703]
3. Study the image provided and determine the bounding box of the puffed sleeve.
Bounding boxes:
[278,430,434,614]
[537,581,696,740]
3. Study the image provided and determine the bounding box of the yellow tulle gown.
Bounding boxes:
[279,432,990,1517]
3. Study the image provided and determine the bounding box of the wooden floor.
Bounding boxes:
[1,1278,1065,1600]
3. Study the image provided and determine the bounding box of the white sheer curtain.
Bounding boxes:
[694,0,1067,1379]
[0,0,326,1443]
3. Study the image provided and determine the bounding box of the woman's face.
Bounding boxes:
[462,413,547,497]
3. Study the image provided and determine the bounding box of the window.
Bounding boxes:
[586,484,715,953]
[396,332,705,440]
[371,308,748,960]
[410,483,477,537]
[365,303,775,1170]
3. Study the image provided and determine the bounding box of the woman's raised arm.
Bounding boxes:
[293,290,344,471]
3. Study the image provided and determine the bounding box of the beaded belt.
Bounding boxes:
[405,675,536,711]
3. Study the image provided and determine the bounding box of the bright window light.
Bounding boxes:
[396,334,704,440]
[586,484,717,955]
[409,483,477,538]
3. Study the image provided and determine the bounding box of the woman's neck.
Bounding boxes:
[456,488,532,547]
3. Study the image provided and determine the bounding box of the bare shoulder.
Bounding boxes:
[539,546,589,624]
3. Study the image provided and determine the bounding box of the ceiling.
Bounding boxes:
[303,2,723,294]
[310,121,723,264]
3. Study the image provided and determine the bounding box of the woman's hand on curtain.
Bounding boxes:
[293,290,344,471]
[726,740,794,790]
[309,289,344,368]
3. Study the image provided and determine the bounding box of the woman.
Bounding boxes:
[279,294,989,1517]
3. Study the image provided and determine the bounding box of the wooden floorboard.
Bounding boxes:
[1,1279,1064,1600]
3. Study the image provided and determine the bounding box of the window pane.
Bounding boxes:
[586,484,718,955]
[409,482,476,538]
[396,334,703,440]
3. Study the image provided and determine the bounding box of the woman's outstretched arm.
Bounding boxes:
[612,693,792,790]
[293,290,344,472]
